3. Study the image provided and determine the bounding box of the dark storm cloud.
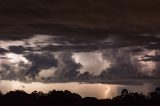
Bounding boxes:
[0,0,160,40]
[4,33,160,54]
[36,32,160,53]
[40,44,99,52]
[140,55,160,62]
[24,52,58,78]
[0,60,31,81]
[9,46,29,54]
[145,42,160,50]
[0,48,8,54]
[0,0,159,57]
[0,63,17,80]
[53,52,81,80]
[76,72,94,81]
[0,0,160,84]
[101,48,147,79]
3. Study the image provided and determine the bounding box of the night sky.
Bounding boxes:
[0,0,160,98]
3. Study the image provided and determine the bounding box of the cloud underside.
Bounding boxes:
[1,0,160,38]
[0,34,160,84]
[0,0,160,84]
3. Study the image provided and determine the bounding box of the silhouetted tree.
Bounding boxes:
[0,88,160,106]
[0,90,2,96]
[121,89,128,96]
[155,87,160,94]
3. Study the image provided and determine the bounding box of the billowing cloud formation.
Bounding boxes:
[102,48,141,79]
[0,53,31,80]
[101,48,160,79]
[53,52,81,81]
[0,34,160,84]
[73,52,110,75]
[0,0,160,84]
[24,52,58,78]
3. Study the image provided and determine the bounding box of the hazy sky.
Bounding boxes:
[0,0,160,98]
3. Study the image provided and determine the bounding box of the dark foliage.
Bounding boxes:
[0,88,160,106]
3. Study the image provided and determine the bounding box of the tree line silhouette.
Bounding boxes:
[0,87,160,106]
